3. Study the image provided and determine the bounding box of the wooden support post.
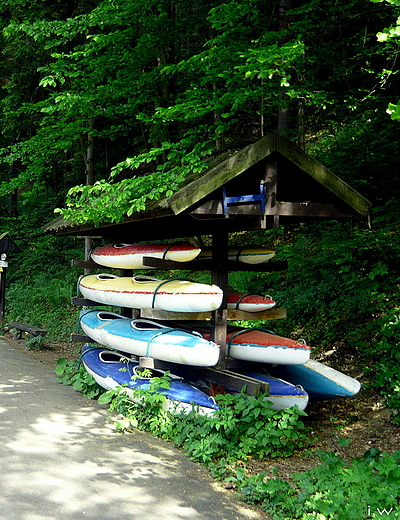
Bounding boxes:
[264,158,279,228]
[0,267,6,327]
[210,232,229,369]
[121,270,134,318]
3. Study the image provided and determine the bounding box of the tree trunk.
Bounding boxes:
[84,124,95,268]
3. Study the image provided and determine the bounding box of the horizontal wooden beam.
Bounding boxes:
[190,200,351,218]
[142,256,287,271]
[71,333,93,343]
[139,307,286,321]
[71,259,100,269]
[275,201,350,218]
[138,359,269,396]
[191,201,261,216]
[72,297,108,306]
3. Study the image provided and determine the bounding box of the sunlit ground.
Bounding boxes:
[0,340,260,520]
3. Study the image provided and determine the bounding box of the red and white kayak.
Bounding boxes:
[198,247,275,264]
[199,327,310,365]
[227,292,276,312]
[91,243,201,269]
[78,274,224,312]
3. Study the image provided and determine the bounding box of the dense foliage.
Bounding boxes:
[236,447,400,519]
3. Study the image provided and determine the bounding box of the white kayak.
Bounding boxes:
[198,327,311,365]
[78,274,224,312]
[91,242,201,269]
[198,247,275,264]
[79,310,220,367]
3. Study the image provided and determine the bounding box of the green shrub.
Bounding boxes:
[98,382,310,466]
[56,357,104,399]
[235,448,400,520]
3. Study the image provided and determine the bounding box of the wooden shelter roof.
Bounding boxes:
[0,233,21,253]
[44,131,371,241]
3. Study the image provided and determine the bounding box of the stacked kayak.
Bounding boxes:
[227,292,276,312]
[198,247,275,264]
[91,242,201,269]
[268,359,361,400]
[78,274,224,312]
[240,371,309,411]
[79,310,220,367]
[76,240,360,412]
[198,327,311,365]
[81,345,219,415]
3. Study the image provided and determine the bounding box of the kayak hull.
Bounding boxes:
[269,359,361,400]
[198,247,275,264]
[199,327,310,365]
[78,274,223,312]
[243,371,309,411]
[227,292,276,312]
[91,243,201,269]
[81,345,219,415]
[79,310,220,367]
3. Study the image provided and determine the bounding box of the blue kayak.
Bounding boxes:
[268,359,361,400]
[79,310,220,367]
[243,371,309,411]
[80,345,219,415]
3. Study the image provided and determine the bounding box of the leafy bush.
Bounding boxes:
[56,357,104,399]
[234,447,400,519]
[98,381,310,466]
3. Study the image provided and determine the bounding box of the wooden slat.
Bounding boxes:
[190,201,261,215]
[190,200,351,218]
[71,297,108,306]
[71,259,100,269]
[275,201,350,218]
[137,359,269,396]
[139,307,286,321]
[71,333,93,343]
[142,256,287,271]
[8,322,47,337]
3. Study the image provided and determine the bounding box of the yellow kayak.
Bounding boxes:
[78,274,223,312]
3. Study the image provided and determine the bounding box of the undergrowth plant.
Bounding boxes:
[25,335,46,350]
[97,378,310,469]
[56,357,104,399]
[56,359,400,519]
[234,447,400,520]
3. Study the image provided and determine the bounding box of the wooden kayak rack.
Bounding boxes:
[71,239,289,397]
[55,132,371,398]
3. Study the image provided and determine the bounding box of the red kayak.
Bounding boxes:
[227,292,276,312]
[91,243,201,269]
[200,327,310,365]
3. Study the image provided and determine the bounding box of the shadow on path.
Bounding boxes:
[0,339,264,520]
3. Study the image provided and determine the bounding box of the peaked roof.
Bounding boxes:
[44,131,371,241]
[0,233,21,253]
